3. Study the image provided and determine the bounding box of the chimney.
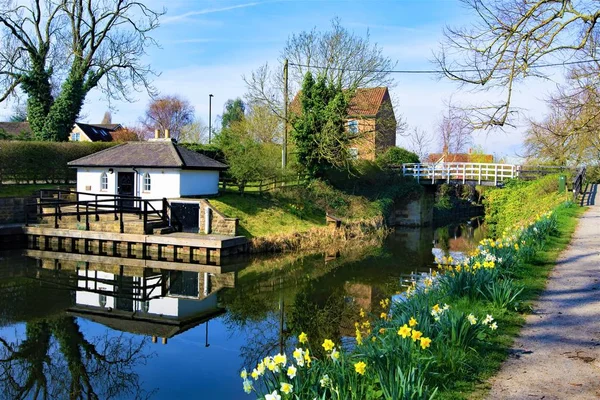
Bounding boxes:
[165,129,170,139]
[154,129,159,139]
[468,148,472,154]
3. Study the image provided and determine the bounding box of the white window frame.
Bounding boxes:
[72,132,80,141]
[143,173,151,192]
[100,172,108,191]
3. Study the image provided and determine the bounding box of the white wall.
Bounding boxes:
[76,168,117,201]
[179,170,220,196]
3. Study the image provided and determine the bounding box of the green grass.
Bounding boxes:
[0,184,74,198]
[209,192,326,238]
[436,204,586,399]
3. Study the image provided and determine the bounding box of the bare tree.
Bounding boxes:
[0,0,163,140]
[244,17,397,119]
[141,95,195,140]
[402,127,433,161]
[179,117,209,143]
[436,0,600,128]
[438,100,473,154]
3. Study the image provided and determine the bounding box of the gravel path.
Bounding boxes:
[486,188,600,400]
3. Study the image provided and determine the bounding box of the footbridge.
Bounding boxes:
[400,163,572,187]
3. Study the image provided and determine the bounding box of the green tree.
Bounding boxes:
[215,120,280,193]
[291,73,350,177]
[376,147,420,168]
[221,98,246,130]
[0,1,163,141]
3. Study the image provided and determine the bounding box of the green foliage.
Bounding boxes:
[178,142,225,163]
[376,147,420,167]
[0,141,116,184]
[221,98,246,129]
[483,174,563,238]
[215,122,280,193]
[480,279,524,309]
[291,72,350,177]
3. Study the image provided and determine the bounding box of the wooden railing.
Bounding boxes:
[29,189,178,234]
[400,163,574,186]
[219,174,310,193]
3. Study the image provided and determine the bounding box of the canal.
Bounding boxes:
[0,221,484,399]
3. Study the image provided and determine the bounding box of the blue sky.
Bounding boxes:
[1,0,566,159]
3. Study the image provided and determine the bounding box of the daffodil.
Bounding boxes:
[482,314,494,325]
[322,339,335,352]
[265,390,281,400]
[292,348,304,366]
[490,322,498,330]
[240,369,247,379]
[320,374,331,388]
[273,353,287,366]
[380,312,387,319]
[330,348,340,361]
[354,361,367,375]
[256,362,265,375]
[304,348,311,367]
[397,324,411,338]
[467,314,477,325]
[359,308,365,318]
[379,327,386,334]
[432,304,441,313]
[409,316,418,327]
[411,330,423,342]
[242,379,253,394]
[251,369,260,380]
[419,337,432,349]
[298,332,308,344]
[280,382,293,395]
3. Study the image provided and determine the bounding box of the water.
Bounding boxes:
[0,222,483,399]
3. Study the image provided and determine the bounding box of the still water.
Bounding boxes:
[0,222,483,400]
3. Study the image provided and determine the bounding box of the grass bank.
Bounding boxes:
[0,184,74,198]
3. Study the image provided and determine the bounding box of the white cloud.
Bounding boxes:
[161,2,264,24]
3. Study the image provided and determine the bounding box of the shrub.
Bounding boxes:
[0,141,116,184]
[376,147,420,168]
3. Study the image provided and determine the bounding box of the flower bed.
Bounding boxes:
[239,205,564,399]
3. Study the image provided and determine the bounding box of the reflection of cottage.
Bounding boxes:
[69,122,122,142]
[68,136,228,199]
[290,87,397,161]
[72,269,230,342]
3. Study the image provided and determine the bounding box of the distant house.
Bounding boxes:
[0,122,33,140]
[69,122,122,142]
[68,137,228,201]
[427,149,494,164]
[290,87,397,161]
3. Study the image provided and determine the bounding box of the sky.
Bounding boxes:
[0,0,569,160]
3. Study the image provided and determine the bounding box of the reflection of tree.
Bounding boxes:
[0,317,153,400]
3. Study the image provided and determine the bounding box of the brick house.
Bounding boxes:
[290,87,397,161]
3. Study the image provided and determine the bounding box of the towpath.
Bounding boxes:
[486,185,600,399]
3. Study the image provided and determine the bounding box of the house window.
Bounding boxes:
[100,172,108,191]
[71,132,80,141]
[143,173,151,192]
[349,147,359,159]
[348,120,359,134]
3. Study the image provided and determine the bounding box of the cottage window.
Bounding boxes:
[143,173,151,192]
[347,120,359,134]
[100,172,108,191]
[349,147,359,159]
[72,132,80,141]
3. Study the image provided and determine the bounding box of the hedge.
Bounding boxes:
[0,141,117,184]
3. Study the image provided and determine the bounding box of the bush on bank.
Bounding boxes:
[0,141,116,184]
[238,200,575,399]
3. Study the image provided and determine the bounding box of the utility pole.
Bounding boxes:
[282,59,288,169]
[208,94,213,144]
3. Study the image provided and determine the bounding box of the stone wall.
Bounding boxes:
[0,196,35,224]
[388,188,435,227]
[198,199,238,236]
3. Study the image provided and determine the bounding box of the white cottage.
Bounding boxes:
[68,139,228,200]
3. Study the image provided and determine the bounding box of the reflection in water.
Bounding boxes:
[0,224,482,399]
[432,218,487,263]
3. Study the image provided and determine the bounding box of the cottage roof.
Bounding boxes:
[68,141,228,170]
[0,122,32,137]
[289,87,390,117]
[74,122,122,142]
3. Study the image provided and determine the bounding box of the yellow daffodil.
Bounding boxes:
[240,369,247,379]
[380,312,387,319]
[330,348,340,361]
[287,365,297,379]
[298,332,308,344]
[243,379,253,394]
[379,328,386,334]
[420,337,432,349]
[411,330,423,342]
[467,314,477,325]
[251,369,260,380]
[432,304,441,313]
[409,316,418,327]
[322,339,335,352]
[273,353,287,366]
[304,348,311,367]
[359,308,365,318]
[354,361,367,375]
[397,324,412,338]
[292,348,304,366]
[280,382,293,395]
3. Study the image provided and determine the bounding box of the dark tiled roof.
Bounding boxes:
[74,123,121,142]
[0,122,32,137]
[68,141,228,170]
[290,87,390,117]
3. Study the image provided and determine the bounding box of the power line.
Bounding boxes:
[288,59,600,75]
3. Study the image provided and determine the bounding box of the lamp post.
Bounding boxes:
[208,94,213,144]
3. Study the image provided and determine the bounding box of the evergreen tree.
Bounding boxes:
[292,73,350,177]
[221,98,246,130]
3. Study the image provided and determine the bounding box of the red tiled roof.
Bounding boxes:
[427,153,494,163]
[289,87,390,117]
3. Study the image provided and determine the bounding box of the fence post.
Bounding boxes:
[494,164,498,186]
[120,202,124,233]
[478,165,482,185]
[94,195,99,221]
[85,204,90,231]
[143,201,148,234]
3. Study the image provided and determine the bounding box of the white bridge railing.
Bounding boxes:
[401,163,519,186]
